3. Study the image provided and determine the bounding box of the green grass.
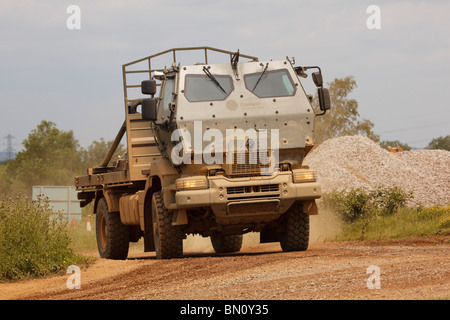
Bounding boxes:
[337,206,450,241]
[0,194,90,281]
[318,187,450,241]
[68,217,98,251]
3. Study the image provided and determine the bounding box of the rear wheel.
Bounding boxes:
[96,198,129,260]
[211,234,243,253]
[152,191,183,259]
[280,202,309,252]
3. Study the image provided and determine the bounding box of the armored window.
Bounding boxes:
[244,69,296,98]
[184,74,233,102]
[156,78,174,124]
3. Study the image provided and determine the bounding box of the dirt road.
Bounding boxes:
[1,236,449,301]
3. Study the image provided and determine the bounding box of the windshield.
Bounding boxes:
[244,69,296,98]
[185,74,233,102]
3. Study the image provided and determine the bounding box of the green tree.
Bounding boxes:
[0,164,8,194]
[313,76,379,145]
[379,140,411,151]
[427,135,450,151]
[80,138,126,169]
[5,121,83,194]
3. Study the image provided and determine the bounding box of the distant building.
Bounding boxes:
[32,186,82,222]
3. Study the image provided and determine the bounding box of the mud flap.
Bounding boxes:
[303,200,319,215]
[144,229,155,252]
[143,196,155,252]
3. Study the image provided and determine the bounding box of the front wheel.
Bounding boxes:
[152,192,183,259]
[280,202,309,252]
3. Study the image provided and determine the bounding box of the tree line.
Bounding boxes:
[0,121,125,195]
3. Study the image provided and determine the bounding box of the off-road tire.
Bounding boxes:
[211,234,243,253]
[96,197,129,260]
[280,202,309,252]
[152,192,183,259]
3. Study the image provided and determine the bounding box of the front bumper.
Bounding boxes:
[175,172,321,224]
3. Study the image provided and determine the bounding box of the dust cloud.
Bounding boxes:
[182,232,261,254]
[181,209,342,254]
[183,235,214,254]
[310,207,343,243]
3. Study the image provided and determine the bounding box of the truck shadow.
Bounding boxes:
[127,249,283,260]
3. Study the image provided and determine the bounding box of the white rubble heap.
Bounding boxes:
[306,136,450,207]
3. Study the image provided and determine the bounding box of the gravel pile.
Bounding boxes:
[306,136,450,206]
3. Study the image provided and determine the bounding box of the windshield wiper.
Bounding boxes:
[252,63,269,92]
[203,66,227,94]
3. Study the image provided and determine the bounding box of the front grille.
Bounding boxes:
[260,184,279,192]
[227,184,279,195]
[227,186,246,195]
[225,151,275,177]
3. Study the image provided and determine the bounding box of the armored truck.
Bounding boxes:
[75,47,331,259]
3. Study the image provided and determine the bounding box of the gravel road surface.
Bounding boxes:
[2,237,448,300]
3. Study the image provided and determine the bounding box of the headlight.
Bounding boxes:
[292,170,317,183]
[176,177,209,191]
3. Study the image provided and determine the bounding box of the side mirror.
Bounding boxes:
[142,98,157,121]
[312,72,323,87]
[318,87,331,111]
[141,80,157,95]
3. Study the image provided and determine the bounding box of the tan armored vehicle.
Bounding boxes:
[75,47,331,259]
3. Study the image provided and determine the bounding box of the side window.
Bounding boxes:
[156,78,174,123]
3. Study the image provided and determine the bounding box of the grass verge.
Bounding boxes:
[319,187,450,241]
[337,205,450,241]
[0,194,90,281]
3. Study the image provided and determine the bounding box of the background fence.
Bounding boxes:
[32,186,81,222]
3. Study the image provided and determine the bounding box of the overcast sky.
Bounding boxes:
[1,0,449,153]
